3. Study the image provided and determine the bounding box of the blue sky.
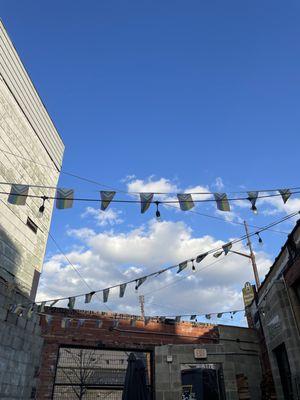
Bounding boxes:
[2,1,300,323]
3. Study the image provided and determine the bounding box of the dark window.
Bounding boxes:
[293,279,300,304]
[273,343,294,400]
[26,217,38,234]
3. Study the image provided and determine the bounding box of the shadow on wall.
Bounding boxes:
[0,224,28,298]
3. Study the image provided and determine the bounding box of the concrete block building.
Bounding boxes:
[248,219,300,400]
[0,21,64,300]
[0,21,64,399]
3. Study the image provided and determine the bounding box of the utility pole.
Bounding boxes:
[244,220,261,291]
[139,295,145,319]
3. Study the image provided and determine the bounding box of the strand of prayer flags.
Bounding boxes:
[10,209,299,311]
[37,309,245,329]
[5,183,298,216]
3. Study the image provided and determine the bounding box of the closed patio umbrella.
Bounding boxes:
[122,353,149,400]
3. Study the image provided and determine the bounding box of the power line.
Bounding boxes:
[0,194,112,312]
[164,203,289,235]
[1,148,299,196]
[30,210,299,305]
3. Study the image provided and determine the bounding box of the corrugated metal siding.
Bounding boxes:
[0,21,64,170]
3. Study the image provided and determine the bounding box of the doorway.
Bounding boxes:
[181,363,226,400]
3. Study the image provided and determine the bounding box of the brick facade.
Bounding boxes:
[36,307,263,400]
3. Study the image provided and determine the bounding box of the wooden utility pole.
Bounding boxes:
[244,220,261,290]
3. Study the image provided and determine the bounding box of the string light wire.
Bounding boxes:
[28,210,299,305]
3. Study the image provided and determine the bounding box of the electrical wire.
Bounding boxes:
[1,148,299,195]
[0,194,112,312]
[27,210,299,305]
[164,203,289,235]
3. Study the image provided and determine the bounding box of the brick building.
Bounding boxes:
[248,219,300,400]
[37,307,262,400]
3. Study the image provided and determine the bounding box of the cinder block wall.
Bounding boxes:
[0,21,64,300]
[0,281,43,400]
[155,326,262,400]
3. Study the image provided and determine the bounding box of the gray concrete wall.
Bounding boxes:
[155,326,262,400]
[0,23,64,300]
[0,21,64,170]
[260,280,300,400]
[0,280,43,400]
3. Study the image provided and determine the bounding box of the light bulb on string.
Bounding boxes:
[255,232,263,245]
[191,259,195,271]
[251,204,258,214]
[155,201,161,221]
[39,196,48,214]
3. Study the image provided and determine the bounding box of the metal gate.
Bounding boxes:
[52,346,153,399]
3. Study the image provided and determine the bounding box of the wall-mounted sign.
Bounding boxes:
[194,348,207,359]
[242,282,255,307]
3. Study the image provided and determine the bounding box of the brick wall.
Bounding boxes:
[37,307,219,399]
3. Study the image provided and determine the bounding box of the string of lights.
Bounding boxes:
[1,188,300,204]
[24,210,298,307]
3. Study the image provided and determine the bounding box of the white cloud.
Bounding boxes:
[81,207,123,226]
[126,176,178,195]
[37,219,272,324]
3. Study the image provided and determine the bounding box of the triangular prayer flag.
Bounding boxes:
[144,317,151,325]
[140,193,154,214]
[26,305,34,318]
[247,191,258,212]
[177,261,188,274]
[85,292,95,304]
[39,301,46,313]
[56,188,74,209]
[214,193,230,212]
[205,314,211,320]
[112,319,119,328]
[95,319,103,328]
[190,315,196,320]
[222,242,232,255]
[119,283,127,298]
[103,288,110,303]
[11,304,23,315]
[177,193,195,211]
[8,184,29,205]
[213,250,223,258]
[135,277,147,290]
[175,316,181,323]
[100,191,116,211]
[196,252,208,263]
[45,315,53,326]
[217,313,223,318]
[77,319,85,328]
[68,297,75,310]
[279,189,292,204]
[61,318,71,328]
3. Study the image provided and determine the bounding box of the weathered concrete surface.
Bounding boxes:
[0,281,43,399]
[155,325,262,400]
